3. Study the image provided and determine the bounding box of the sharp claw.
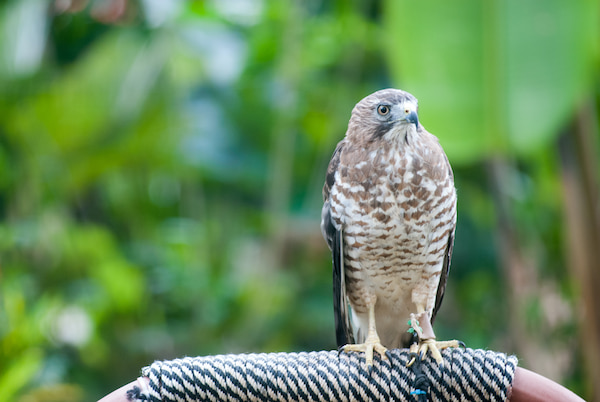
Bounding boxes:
[385,350,393,360]
[409,338,463,365]
[406,352,418,367]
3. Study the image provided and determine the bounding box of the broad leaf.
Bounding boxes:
[384,0,598,164]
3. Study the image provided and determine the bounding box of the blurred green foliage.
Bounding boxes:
[386,0,598,163]
[0,0,598,400]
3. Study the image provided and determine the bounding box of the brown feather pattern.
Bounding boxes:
[321,88,456,349]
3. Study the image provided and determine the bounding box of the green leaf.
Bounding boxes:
[0,348,43,401]
[384,0,599,164]
[94,259,144,313]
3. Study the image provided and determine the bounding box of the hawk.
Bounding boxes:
[321,88,458,366]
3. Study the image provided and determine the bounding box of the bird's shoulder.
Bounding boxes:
[323,139,347,201]
[414,127,454,182]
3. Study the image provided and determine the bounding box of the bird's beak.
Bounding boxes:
[406,110,419,130]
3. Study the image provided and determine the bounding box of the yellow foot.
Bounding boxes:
[408,338,461,365]
[342,339,388,366]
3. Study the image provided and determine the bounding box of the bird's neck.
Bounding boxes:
[382,125,419,148]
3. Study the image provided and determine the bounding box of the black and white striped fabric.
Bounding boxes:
[136,348,517,401]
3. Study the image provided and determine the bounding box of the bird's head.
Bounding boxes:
[347,88,420,143]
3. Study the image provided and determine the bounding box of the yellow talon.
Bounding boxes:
[340,298,388,366]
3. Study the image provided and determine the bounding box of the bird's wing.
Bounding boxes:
[321,140,354,347]
[332,225,354,346]
[321,139,344,250]
[322,141,343,220]
[431,229,454,324]
[431,144,457,324]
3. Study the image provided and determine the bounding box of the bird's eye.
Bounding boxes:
[377,105,390,116]
[405,109,410,114]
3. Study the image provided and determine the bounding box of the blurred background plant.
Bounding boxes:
[0,0,598,400]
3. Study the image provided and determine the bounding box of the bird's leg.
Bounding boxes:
[342,298,387,366]
[409,308,461,365]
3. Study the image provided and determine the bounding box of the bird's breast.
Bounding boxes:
[329,145,456,313]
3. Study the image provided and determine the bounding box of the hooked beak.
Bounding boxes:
[406,110,419,130]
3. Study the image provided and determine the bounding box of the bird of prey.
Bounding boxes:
[321,88,458,366]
